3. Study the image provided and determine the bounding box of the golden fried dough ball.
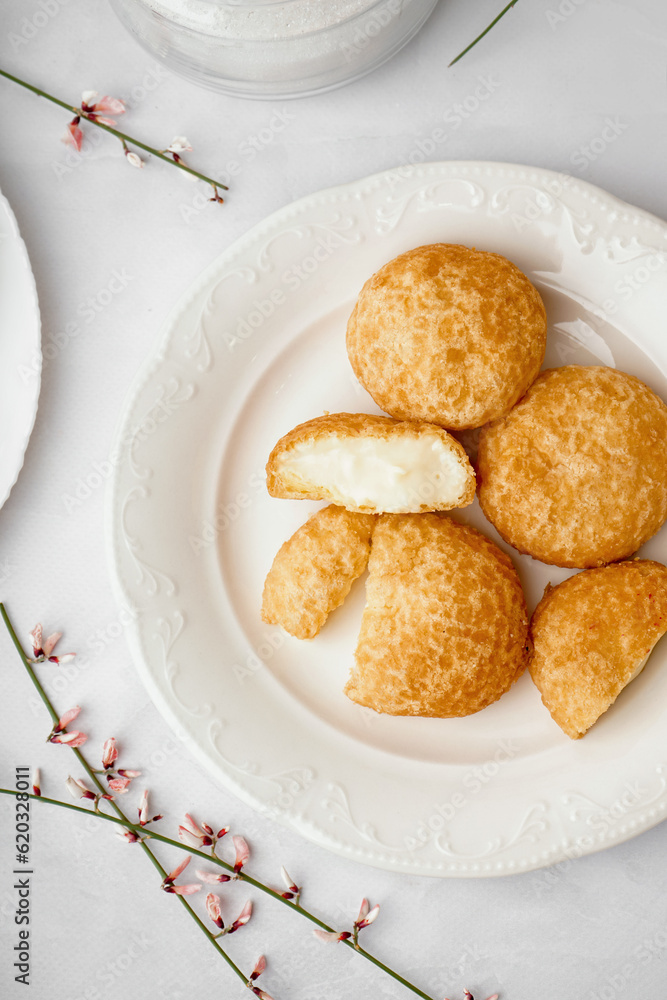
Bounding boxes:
[530,560,667,739]
[266,412,475,514]
[477,366,667,568]
[345,243,546,430]
[261,505,376,639]
[344,513,530,717]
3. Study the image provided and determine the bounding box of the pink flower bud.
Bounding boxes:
[356,902,380,930]
[31,768,41,798]
[164,856,192,884]
[162,856,201,894]
[66,776,95,800]
[205,893,224,929]
[116,828,141,844]
[138,789,149,826]
[313,929,351,943]
[178,826,203,849]
[166,135,192,153]
[50,730,88,748]
[233,835,249,872]
[280,866,299,894]
[28,624,43,657]
[250,955,266,981]
[117,769,142,778]
[107,777,131,794]
[54,706,81,733]
[102,737,118,769]
[229,900,252,933]
[168,884,201,896]
[62,120,83,152]
[125,149,144,169]
[42,631,62,657]
[195,870,231,884]
[95,95,125,115]
[178,814,212,847]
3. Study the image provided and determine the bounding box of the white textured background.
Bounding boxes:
[1,1,667,998]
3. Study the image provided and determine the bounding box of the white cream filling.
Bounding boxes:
[281,435,469,511]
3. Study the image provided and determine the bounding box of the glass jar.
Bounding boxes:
[109,0,440,100]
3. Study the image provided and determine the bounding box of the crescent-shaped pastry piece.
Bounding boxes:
[261,504,376,639]
[529,560,667,739]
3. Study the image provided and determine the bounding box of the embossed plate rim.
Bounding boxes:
[106,161,667,876]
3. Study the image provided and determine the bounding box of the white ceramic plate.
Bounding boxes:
[0,188,41,509]
[106,162,667,876]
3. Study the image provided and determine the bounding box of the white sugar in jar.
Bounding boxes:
[109,0,439,99]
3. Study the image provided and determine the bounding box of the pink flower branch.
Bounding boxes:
[0,602,497,1000]
[0,68,229,203]
[0,603,248,993]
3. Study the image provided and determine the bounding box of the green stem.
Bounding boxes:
[0,67,229,192]
[0,604,245,990]
[0,606,59,726]
[448,0,519,67]
[0,603,437,1000]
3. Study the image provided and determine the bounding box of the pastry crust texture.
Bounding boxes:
[265,411,476,513]
[345,243,547,430]
[529,560,667,739]
[261,505,376,639]
[477,366,667,568]
[344,513,530,717]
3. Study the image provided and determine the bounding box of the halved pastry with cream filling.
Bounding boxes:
[265,413,475,514]
[529,560,667,738]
